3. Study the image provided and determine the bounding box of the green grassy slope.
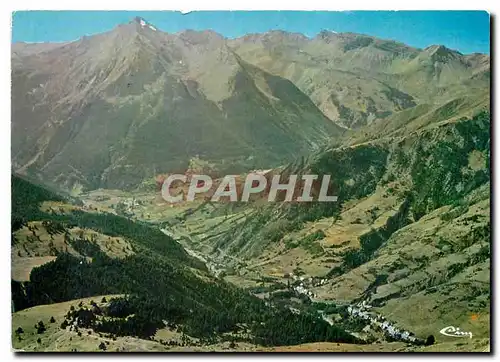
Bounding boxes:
[11,175,359,350]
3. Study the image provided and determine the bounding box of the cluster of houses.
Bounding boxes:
[347,301,424,345]
[285,275,425,346]
[122,198,141,210]
[113,198,143,217]
[287,273,328,286]
[287,274,328,299]
[293,284,316,299]
[313,278,328,287]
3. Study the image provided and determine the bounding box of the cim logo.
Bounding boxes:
[439,326,473,339]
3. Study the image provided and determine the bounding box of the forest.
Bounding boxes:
[11,174,359,347]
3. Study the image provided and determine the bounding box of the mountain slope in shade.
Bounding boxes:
[12,17,343,190]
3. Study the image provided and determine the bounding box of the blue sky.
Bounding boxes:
[12,11,490,54]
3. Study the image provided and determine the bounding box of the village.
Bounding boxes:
[283,272,431,346]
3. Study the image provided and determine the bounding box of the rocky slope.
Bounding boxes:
[12,17,489,191]
[167,111,490,344]
[11,17,343,190]
[229,31,489,129]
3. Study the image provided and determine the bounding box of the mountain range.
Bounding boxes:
[12,17,489,191]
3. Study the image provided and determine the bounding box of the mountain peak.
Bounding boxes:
[130,16,157,31]
[317,29,338,40]
[425,44,461,56]
[178,29,225,45]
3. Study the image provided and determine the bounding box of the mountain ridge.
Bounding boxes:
[12,18,345,190]
[11,17,489,191]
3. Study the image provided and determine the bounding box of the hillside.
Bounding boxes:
[151,111,490,346]
[11,18,489,191]
[12,295,489,352]
[11,175,364,351]
[229,31,489,129]
[11,17,343,191]
[11,14,490,353]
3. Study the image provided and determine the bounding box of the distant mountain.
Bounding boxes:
[229,30,489,129]
[11,17,489,191]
